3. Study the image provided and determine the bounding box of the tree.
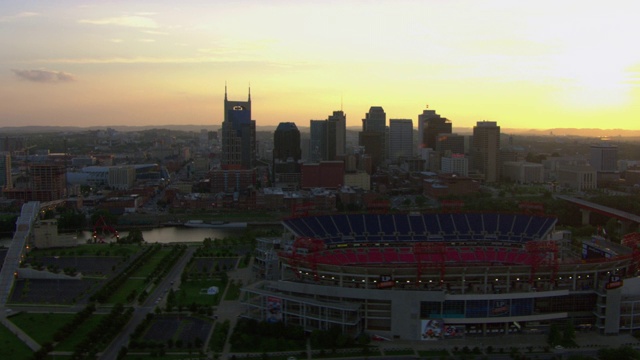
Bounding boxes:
[122,228,144,244]
[547,323,562,347]
[561,321,577,347]
[604,218,620,243]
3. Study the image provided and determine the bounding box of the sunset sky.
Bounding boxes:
[1,1,639,130]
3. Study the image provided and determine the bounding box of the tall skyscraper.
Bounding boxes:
[435,133,465,155]
[418,109,450,150]
[309,120,326,162]
[273,122,301,163]
[221,86,255,169]
[273,122,302,189]
[327,110,346,159]
[471,121,501,182]
[590,143,618,172]
[362,106,386,132]
[0,153,11,192]
[389,119,413,161]
[359,106,387,169]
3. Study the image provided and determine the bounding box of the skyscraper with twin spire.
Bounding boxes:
[221,86,256,169]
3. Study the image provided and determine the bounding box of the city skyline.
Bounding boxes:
[1,1,640,130]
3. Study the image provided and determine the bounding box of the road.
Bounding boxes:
[97,246,196,360]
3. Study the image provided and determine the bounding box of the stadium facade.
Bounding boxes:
[243,213,640,340]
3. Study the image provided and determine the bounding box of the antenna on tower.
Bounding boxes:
[341,93,343,112]
[248,82,251,101]
[225,81,227,101]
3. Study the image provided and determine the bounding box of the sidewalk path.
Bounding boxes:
[0,311,41,352]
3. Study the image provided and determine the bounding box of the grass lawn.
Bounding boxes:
[29,243,142,258]
[9,312,74,344]
[383,348,415,356]
[124,354,208,359]
[223,280,242,301]
[107,278,147,304]
[55,314,107,351]
[176,279,224,306]
[0,323,33,360]
[131,248,173,278]
[417,349,450,357]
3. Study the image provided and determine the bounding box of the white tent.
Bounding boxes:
[206,286,219,295]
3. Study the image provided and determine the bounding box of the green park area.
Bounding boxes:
[173,279,223,307]
[108,278,147,304]
[106,247,174,304]
[131,247,174,278]
[6,312,108,354]
[29,243,142,258]
[9,313,73,344]
[0,323,33,360]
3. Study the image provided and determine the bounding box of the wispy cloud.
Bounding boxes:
[79,15,158,28]
[143,30,168,35]
[109,39,123,43]
[31,56,298,67]
[0,11,39,22]
[12,69,76,83]
[34,56,243,64]
[138,39,156,43]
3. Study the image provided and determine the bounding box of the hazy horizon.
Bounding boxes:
[1,1,639,130]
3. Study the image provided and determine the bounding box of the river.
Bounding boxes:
[80,225,262,244]
[0,225,281,247]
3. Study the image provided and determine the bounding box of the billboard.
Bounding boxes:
[377,275,395,289]
[421,319,443,340]
[266,296,283,323]
[443,325,464,338]
[489,299,509,317]
[605,274,623,290]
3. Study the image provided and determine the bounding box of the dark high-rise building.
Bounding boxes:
[273,122,301,162]
[327,111,346,160]
[0,153,11,192]
[362,106,386,133]
[418,109,451,150]
[590,143,618,172]
[389,119,413,161]
[273,122,302,188]
[359,106,387,170]
[309,120,326,162]
[221,86,255,169]
[472,121,501,182]
[435,133,465,155]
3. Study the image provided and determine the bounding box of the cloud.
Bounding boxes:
[138,39,156,43]
[79,15,158,28]
[12,69,76,83]
[143,30,168,35]
[109,39,123,43]
[0,11,39,22]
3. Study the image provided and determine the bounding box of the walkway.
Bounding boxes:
[0,313,40,352]
[0,201,40,306]
[218,256,256,360]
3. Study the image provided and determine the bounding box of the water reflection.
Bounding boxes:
[80,226,249,244]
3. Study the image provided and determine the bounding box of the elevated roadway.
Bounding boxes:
[0,201,40,306]
[556,195,640,232]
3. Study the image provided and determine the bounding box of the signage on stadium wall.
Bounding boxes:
[377,275,395,289]
[489,300,509,317]
[605,275,623,290]
[443,325,464,338]
[266,296,283,323]
[421,319,443,340]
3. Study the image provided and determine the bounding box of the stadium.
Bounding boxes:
[243,213,640,340]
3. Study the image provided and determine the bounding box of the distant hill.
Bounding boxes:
[1,125,639,138]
